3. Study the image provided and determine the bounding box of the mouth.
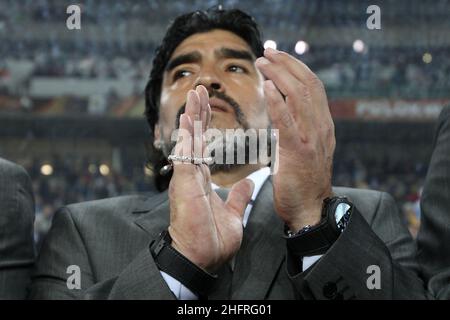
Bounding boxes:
[209,97,232,113]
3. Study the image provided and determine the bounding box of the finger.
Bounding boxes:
[264,48,336,154]
[256,57,314,129]
[195,85,210,162]
[184,90,203,161]
[264,80,302,146]
[264,48,329,120]
[225,179,255,220]
[173,113,193,162]
[264,47,316,85]
[184,89,201,124]
[172,114,194,176]
[255,57,303,103]
[196,85,211,131]
[265,49,335,145]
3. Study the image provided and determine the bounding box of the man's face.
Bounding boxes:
[156,29,269,145]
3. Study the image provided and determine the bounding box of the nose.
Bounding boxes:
[194,70,224,93]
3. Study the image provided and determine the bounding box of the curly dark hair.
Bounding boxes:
[144,7,264,191]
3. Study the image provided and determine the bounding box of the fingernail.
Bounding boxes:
[188,90,197,98]
[256,57,270,66]
[265,47,279,55]
[180,113,192,126]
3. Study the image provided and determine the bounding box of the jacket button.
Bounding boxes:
[323,282,338,299]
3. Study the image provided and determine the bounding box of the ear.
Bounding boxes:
[153,123,161,141]
[153,123,162,148]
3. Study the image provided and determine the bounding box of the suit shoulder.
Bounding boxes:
[62,191,161,220]
[65,195,139,211]
[0,158,33,204]
[332,186,395,222]
[0,158,29,178]
[333,186,385,202]
[439,105,450,121]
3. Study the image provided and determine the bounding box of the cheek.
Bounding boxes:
[159,89,183,139]
[242,84,268,126]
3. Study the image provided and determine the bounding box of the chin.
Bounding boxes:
[209,163,245,174]
[210,115,237,128]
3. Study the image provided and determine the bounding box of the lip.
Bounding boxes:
[209,97,232,113]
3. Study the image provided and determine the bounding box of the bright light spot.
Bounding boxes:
[41,164,53,176]
[144,166,154,176]
[295,41,309,55]
[99,164,110,176]
[264,40,277,50]
[88,164,97,174]
[353,39,365,53]
[422,52,432,64]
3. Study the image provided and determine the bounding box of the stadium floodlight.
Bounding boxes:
[353,39,365,53]
[88,164,97,174]
[99,164,110,176]
[264,40,277,50]
[144,165,154,177]
[295,41,309,55]
[40,164,53,176]
[422,52,432,64]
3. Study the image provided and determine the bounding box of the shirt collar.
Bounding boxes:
[211,166,271,200]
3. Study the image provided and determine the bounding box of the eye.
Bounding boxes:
[227,65,247,73]
[173,69,192,81]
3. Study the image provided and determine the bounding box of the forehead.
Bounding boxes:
[170,29,253,58]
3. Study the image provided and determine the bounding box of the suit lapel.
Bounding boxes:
[134,191,170,240]
[231,178,285,299]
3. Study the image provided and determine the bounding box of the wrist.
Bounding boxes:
[170,241,219,274]
[284,192,334,232]
[285,200,324,233]
[150,230,218,297]
[286,209,322,233]
[284,196,353,258]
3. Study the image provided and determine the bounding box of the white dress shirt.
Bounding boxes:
[160,167,322,299]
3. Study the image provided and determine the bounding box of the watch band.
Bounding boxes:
[284,197,353,258]
[150,230,218,297]
[285,219,340,257]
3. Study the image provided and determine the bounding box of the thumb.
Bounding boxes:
[225,179,255,219]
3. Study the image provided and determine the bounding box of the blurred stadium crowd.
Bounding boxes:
[2,40,447,92]
[0,0,448,245]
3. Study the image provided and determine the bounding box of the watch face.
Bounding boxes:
[335,202,352,232]
[334,202,351,223]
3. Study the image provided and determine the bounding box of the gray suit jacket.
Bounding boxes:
[417,106,450,299]
[30,179,431,300]
[0,158,35,299]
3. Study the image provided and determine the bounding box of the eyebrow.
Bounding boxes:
[216,48,254,62]
[165,51,201,71]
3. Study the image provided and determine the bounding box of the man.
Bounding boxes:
[30,8,430,299]
[0,158,35,299]
[417,105,450,299]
